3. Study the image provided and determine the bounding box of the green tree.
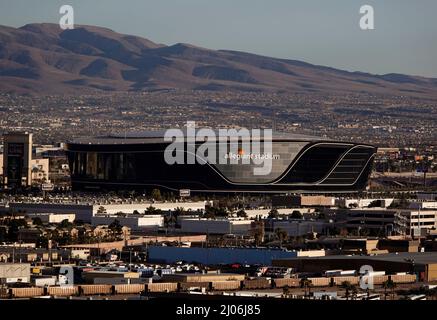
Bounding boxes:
[109,219,123,234]
[300,278,313,297]
[282,285,290,298]
[32,217,43,226]
[7,219,27,241]
[97,206,106,214]
[151,189,162,201]
[236,209,248,218]
[59,219,73,229]
[275,228,288,245]
[290,210,303,219]
[145,206,157,214]
[340,281,358,300]
[382,279,397,300]
[268,208,279,219]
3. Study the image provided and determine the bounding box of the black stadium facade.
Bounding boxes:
[65,131,376,194]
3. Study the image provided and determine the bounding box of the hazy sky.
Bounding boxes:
[1,0,436,77]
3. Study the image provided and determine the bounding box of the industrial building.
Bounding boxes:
[269,219,329,237]
[273,195,335,207]
[147,246,325,265]
[65,131,376,193]
[26,213,76,223]
[179,218,253,235]
[0,263,31,284]
[7,201,206,223]
[335,198,394,208]
[92,214,164,231]
[272,252,437,282]
[345,208,437,236]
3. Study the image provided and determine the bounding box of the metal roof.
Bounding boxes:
[69,130,328,145]
[276,252,437,266]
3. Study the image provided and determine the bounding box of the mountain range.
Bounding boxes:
[1,23,437,97]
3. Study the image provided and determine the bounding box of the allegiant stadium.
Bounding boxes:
[65,131,376,193]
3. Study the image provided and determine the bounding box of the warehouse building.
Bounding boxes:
[0,263,31,283]
[7,201,207,223]
[273,195,335,208]
[91,214,164,231]
[273,252,437,282]
[148,246,325,265]
[26,212,75,223]
[180,218,253,235]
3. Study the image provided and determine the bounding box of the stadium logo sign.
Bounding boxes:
[164,121,275,176]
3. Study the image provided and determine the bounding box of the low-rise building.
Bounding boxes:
[269,219,329,237]
[27,212,75,223]
[336,198,394,208]
[92,214,164,231]
[0,263,31,283]
[273,195,335,208]
[180,218,253,235]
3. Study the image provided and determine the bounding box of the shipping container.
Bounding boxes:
[47,286,79,297]
[163,273,245,283]
[211,280,241,291]
[10,287,44,298]
[80,284,112,295]
[243,278,271,289]
[113,284,145,294]
[372,275,389,285]
[389,274,416,284]
[146,282,178,293]
[273,278,300,288]
[179,282,211,291]
[332,276,360,286]
[307,277,330,287]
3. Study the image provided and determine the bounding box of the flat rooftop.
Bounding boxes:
[68,130,329,145]
[274,252,437,266]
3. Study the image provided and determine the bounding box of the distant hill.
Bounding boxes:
[1,23,437,97]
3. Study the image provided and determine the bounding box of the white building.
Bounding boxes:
[272,220,328,237]
[409,202,437,210]
[336,198,394,208]
[93,202,207,215]
[7,201,207,223]
[27,212,75,223]
[244,208,314,219]
[400,210,437,236]
[180,218,253,235]
[92,214,164,231]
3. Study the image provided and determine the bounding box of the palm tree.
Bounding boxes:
[282,285,290,298]
[382,279,396,300]
[340,281,356,300]
[268,208,279,219]
[275,228,288,246]
[300,278,313,297]
[431,288,437,300]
